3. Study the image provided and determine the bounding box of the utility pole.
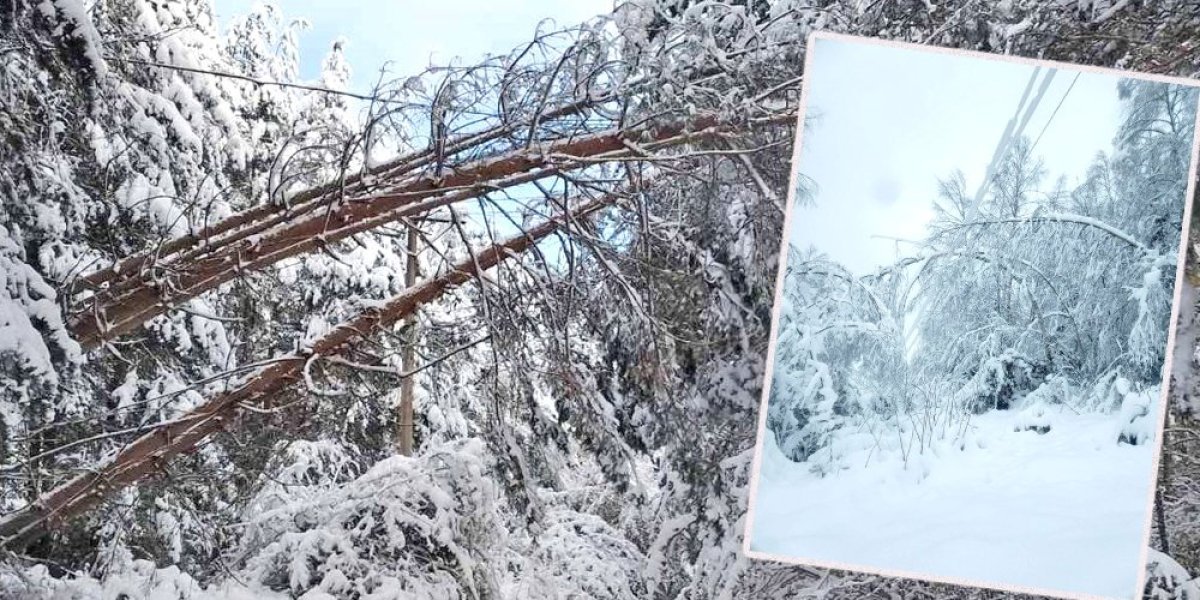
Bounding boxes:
[398,78,451,456]
[965,67,1055,222]
[397,222,419,456]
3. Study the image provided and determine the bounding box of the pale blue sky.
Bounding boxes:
[794,37,1125,275]
[212,0,614,92]
[210,1,613,240]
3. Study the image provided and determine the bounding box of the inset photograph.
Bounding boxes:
[745,33,1200,600]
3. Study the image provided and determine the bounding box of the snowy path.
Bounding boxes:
[749,409,1157,599]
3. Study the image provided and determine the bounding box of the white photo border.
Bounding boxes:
[741,29,1200,600]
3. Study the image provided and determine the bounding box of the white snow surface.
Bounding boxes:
[749,404,1158,599]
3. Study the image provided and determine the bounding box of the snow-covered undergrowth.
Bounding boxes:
[750,399,1159,599]
[0,437,648,600]
[0,562,287,600]
[1146,548,1200,600]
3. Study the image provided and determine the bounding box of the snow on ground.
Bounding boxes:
[749,405,1158,600]
[0,561,290,600]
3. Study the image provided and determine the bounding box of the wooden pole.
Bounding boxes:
[398,219,419,456]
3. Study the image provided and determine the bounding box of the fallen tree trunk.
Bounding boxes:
[0,193,617,551]
[69,67,707,298]
[70,92,614,296]
[69,111,794,350]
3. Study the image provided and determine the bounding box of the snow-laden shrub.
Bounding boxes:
[236,438,506,599]
[505,507,646,599]
[213,438,365,580]
[954,349,1046,414]
[1145,548,1200,600]
[1013,401,1052,434]
[1128,253,1182,384]
[766,362,840,462]
[1011,375,1073,433]
[1085,371,1134,413]
[1022,374,1073,407]
[767,361,866,465]
[0,560,284,600]
[0,226,80,384]
[245,438,363,515]
[1116,386,1158,446]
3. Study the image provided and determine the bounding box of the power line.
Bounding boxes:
[104,56,404,104]
[966,67,1049,221]
[1029,72,1082,155]
[1015,69,1058,142]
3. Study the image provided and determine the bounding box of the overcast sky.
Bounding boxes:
[212,0,614,92]
[793,37,1125,275]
